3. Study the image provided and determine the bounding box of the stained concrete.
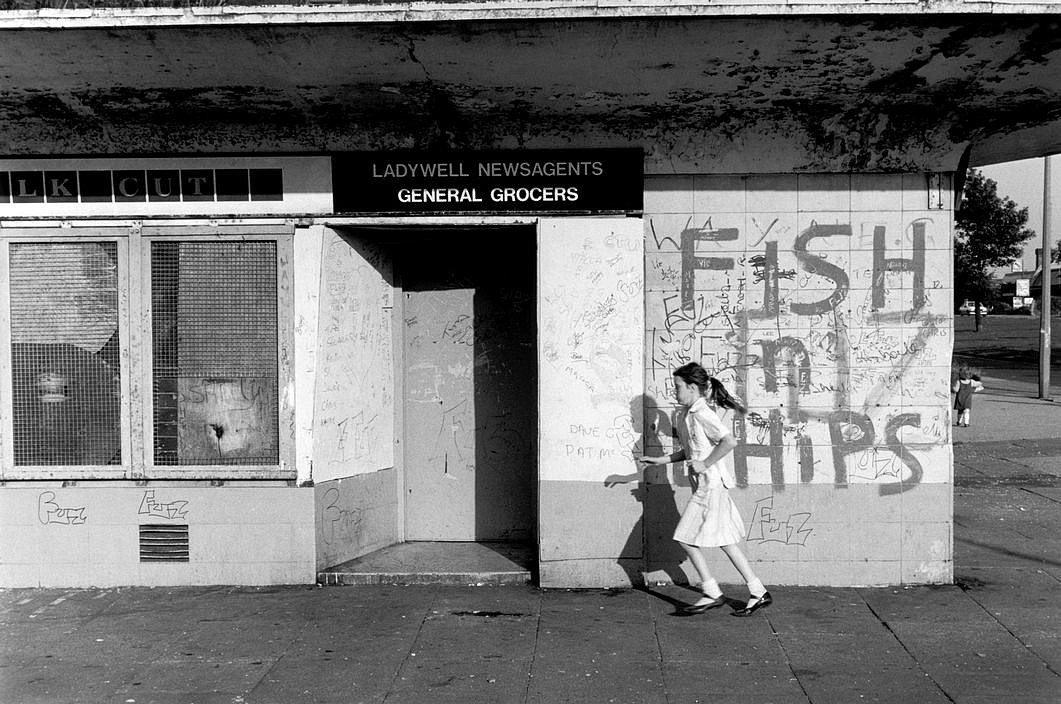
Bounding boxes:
[0,10,1057,170]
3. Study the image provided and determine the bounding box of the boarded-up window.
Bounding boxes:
[9,242,122,466]
[151,241,279,465]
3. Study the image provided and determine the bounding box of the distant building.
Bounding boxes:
[998,270,1037,309]
[1030,265,1061,301]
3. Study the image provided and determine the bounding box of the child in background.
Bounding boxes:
[952,365,984,427]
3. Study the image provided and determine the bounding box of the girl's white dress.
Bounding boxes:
[672,397,746,547]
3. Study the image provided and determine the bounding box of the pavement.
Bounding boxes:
[2,364,1060,704]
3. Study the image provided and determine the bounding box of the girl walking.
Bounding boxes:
[639,362,771,617]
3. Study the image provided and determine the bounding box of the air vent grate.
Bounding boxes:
[139,524,189,562]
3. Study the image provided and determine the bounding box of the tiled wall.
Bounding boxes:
[641,174,953,585]
[0,486,315,587]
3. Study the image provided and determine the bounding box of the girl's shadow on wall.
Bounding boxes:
[604,394,692,601]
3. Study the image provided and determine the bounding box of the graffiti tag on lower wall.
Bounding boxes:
[37,491,86,525]
[138,490,189,520]
[746,496,812,546]
[320,486,362,546]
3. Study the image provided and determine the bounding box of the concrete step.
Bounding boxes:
[318,540,535,586]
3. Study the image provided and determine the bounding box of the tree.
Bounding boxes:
[955,169,1036,330]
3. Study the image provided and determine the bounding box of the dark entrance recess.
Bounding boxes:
[356,226,538,550]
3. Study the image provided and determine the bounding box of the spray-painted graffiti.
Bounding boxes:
[138,490,189,520]
[746,497,813,546]
[37,491,86,525]
[647,209,950,495]
[319,486,362,546]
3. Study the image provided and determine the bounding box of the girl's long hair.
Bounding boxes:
[673,362,747,416]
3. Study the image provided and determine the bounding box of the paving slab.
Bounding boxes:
[407,611,537,662]
[776,631,911,670]
[931,672,1060,704]
[249,653,399,704]
[661,661,807,704]
[0,663,141,704]
[387,655,531,704]
[115,657,277,698]
[790,664,951,704]
[526,659,668,704]
[763,587,884,633]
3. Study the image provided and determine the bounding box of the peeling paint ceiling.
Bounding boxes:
[0,13,1057,173]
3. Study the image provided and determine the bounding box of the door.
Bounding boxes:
[401,228,536,542]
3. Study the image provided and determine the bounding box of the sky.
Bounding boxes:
[978,156,1061,272]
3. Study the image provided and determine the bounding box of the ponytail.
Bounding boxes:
[674,362,746,416]
[708,377,746,416]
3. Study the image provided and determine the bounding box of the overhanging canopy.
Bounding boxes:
[0,3,1058,172]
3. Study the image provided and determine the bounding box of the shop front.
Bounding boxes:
[0,151,655,588]
[5,0,1058,589]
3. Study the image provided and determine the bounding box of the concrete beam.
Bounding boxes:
[2,2,1060,30]
[0,12,1056,170]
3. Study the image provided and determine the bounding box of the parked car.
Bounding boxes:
[958,300,989,315]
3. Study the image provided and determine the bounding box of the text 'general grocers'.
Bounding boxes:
[398,186,580,204]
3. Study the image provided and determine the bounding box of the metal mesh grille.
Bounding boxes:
[9,242,121,466]
[151,240,279,466]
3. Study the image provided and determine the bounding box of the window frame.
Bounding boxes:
[0,223,295,481]
[139,225,295,480]
[0,228,132,480]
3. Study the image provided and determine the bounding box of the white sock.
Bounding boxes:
[700,578,722,598]
[746,578,766,598]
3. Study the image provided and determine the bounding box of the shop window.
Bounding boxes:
[2,228,291,479]
[149,241,279,466]
[8,242,122,466]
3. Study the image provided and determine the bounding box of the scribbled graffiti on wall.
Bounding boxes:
[644,180,952,495]
[539,219,645,483]
[313,232,395,481]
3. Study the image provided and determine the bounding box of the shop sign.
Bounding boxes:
[332,149,643,214]
[0,168,283,204]
[0,157,333,217]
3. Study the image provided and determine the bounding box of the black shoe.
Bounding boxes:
[682,595,727,614]
[732,591,772,617]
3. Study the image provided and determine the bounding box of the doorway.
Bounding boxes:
[398,227,537,544]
